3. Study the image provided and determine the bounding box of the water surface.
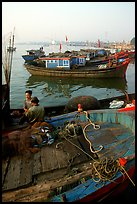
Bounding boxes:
[2,43,135,109]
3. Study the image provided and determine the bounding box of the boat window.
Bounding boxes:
[63,60,69,65]
[79,58,84,63]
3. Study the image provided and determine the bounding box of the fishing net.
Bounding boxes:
[65,96,100,113]
[2,122,55,159]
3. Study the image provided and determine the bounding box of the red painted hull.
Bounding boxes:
[118,105,135,112]
[78,166,135,202]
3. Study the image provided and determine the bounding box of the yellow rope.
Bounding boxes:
[92,157,119,183]
[83,123,103,154]
[82,111,135,187]
[56,111,135,187]
[83,111,100,130]
[91,157,135,187]
[82,111,103,154]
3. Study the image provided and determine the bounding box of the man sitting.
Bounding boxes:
[19,96,45,125]
[25,96,45,124]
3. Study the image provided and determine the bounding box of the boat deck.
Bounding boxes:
[2,31,134,202]
[2,115,134,202]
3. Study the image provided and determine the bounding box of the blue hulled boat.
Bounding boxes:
[2,106,135,202]
[22,47,45,63]
[47,108,135,202]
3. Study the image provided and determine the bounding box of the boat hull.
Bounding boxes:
[24,60,129,78]
[87,55,128,66]
[78,165,135,202]
[2,109,135,202]
[49,110,135,202]
[22,55,38,62]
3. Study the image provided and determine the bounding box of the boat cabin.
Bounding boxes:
[38,57,71,69]
[26,47,45,56]
[95,49,107,57]
[22,47,45,62]
[86,52,95,61]
[70,55,86,67]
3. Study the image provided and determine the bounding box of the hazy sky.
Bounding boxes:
[2,2,135,43]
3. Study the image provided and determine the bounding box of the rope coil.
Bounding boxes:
[83,111,100,130]
[91,157,135,187]
[91,157,119,183]
[55,110,135,187]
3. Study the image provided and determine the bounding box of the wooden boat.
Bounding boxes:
[6,93,134,123]
[125,50,135,59]
[2,33,135,201]
[118,100,135,112]
[22,47,45,63]
[24,58,130,78]
[2,107,135,202]
[86,48,135,67]
[90,55,128,66]
[86,53,129,67]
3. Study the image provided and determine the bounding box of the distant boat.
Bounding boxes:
[24,57,130,78]
[86,53,129,66]
[125,50,135,59]
[22,47,45,63]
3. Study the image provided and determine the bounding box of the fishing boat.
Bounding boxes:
[86,52,129,66]
[2,106,135,202]
[2,33,135,202]
[1,92,134,141]
[125,50,135,59]
[22,47,45,63]
[24,57,130,78]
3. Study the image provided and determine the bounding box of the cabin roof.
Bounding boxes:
[39,57,70,60]
[71,55,86,58]
[26,49,44,52]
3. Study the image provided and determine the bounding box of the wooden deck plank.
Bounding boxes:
[2,154,34,191]
[19,155,33,186]
[40,145,60,172]
[2,117,134,191]
[32,151,42,175]
[32,136,90,175]
[2,157,22,191]
[2,158,10,185]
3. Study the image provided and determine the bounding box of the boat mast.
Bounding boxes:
[2,29,15,125]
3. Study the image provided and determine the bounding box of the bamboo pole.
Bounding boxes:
[2,30,15,128]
